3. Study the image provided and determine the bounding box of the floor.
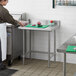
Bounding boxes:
[8,58,76,76]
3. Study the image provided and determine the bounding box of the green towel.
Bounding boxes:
[25,24,49,28]
[66,45,76,52]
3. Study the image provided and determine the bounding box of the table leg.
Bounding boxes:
[54,30,56,62]
[29,30,31,58]
[48,31,50,68]
[63,53,66,76]
[23,29,25,65]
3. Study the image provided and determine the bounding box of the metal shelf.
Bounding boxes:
[53,0,76,8]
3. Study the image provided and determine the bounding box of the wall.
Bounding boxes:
[6,0,76,64]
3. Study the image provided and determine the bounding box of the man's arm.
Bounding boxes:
[1,8,24,27]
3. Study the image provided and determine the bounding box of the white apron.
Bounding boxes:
[0,23,7,61]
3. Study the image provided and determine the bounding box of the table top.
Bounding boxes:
[57,34,76,54]
[18,24,60,32]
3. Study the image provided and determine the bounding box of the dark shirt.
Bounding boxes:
[0,4,19,26]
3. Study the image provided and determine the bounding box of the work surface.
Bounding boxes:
[57,34,76,54]
[18,23,60,67]
[18,25,59,31]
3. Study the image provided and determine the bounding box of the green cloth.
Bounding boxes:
[66,45,76,52]
[25,24,49,28]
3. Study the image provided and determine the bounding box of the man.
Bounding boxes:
[0,0,24,70]
[0,0,24,27]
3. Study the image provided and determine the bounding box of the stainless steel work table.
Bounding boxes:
[19,24,60,67]
[57,34,76,76]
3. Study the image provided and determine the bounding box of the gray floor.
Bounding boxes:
[8,59,76,76]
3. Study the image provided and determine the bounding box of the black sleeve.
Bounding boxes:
[2,8,20,27]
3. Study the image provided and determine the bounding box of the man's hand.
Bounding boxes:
[18,21,24,27]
